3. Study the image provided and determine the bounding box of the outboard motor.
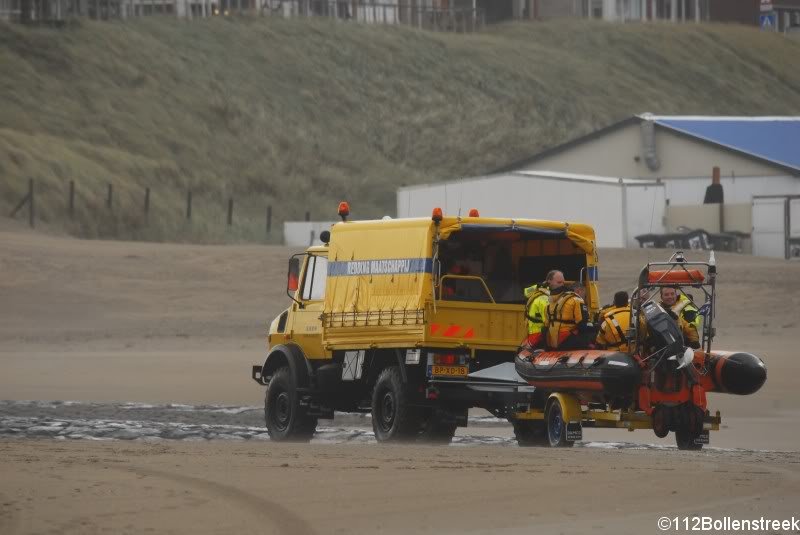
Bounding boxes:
[641,301,687,393]
[641,301,684,360]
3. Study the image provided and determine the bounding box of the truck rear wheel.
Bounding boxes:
[419,411,458,444]
[265,367,317,442]
[371,366,421,442]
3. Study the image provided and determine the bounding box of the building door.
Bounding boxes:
[790,198,800,259]
[752,196,788,259]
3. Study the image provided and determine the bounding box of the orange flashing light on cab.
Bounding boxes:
[338,201,350,221]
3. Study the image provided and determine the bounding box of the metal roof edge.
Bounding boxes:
[653,121,800,175]
[641,115,800,121]
[396,169,660,193]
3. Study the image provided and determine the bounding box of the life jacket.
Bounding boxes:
[596,305,631,351]
[662,294,701,347]
[524,284,550,334]
[670,295,700,327]
[544,290,587,348]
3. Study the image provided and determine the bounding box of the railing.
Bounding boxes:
[321,308,426,328]
[263,1,484,32]
[0,0,20,20]
[4,177,285,242]
[2,0,484,33]
[438,274,496,303]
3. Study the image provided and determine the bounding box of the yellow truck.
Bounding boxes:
[251,205,599,442]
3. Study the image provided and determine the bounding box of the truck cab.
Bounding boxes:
[252,207,599,442]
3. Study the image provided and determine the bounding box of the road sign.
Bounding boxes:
[760,12,777,30]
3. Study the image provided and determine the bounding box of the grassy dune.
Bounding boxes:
[1,17,799,242]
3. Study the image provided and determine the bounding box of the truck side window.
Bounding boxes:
[301,256,327,301]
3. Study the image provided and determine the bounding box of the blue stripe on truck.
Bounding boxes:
[328,258,433,277]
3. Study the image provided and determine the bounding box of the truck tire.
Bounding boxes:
[545,398,575,448]
[419,411,457,444]
[265,367,317,442]
[512,420,548,447]
[371,366,421,442]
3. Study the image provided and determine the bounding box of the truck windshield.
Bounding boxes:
[301,255,328,301]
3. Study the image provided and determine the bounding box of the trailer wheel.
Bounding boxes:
[513,420,548,447]
[371,366,421,442]
[545,398,575,448]
[265,367,317,442]
[675,429,703,450]
[675,404,704,451]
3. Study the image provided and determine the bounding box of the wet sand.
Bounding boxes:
[2,439,799,535]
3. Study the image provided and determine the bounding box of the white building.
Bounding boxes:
[581,0,710,22]
[490,115,800,255]
[284,221,336,247]
[397,171,666,248]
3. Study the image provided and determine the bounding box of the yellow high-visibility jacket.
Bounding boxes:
[664,294,700,347]
[524,284,550,335]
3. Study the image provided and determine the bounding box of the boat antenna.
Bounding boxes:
[457,176,464,219]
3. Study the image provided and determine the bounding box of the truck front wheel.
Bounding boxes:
[371,366,421,442]
[265,367,317,442]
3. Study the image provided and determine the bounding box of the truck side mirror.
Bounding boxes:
[288,257,300,293]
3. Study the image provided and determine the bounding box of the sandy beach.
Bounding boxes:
[2,221,799,534]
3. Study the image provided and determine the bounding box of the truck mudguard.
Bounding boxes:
[261,344,314,388]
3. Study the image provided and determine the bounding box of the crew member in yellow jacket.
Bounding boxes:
[523,272,558,346]
[595,291,631,352]
[543,272,591,350]
[660,286,701,349]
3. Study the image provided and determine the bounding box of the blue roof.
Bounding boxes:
[649,116,800,172]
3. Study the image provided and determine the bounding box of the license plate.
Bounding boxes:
[429,365,468,377]
[566,422,583,441]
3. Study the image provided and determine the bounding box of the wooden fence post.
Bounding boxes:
[227,198,234,226]
[106,183,113,211]
[305,210,310,222]
[28,178,34,228]
[266,205,272,235]
[186,190,192,220]
[68,180,75,219]
[144,187,150,219]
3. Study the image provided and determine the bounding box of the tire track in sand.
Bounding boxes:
[121,466,316,535]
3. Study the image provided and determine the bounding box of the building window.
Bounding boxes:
[592,0,602,18]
